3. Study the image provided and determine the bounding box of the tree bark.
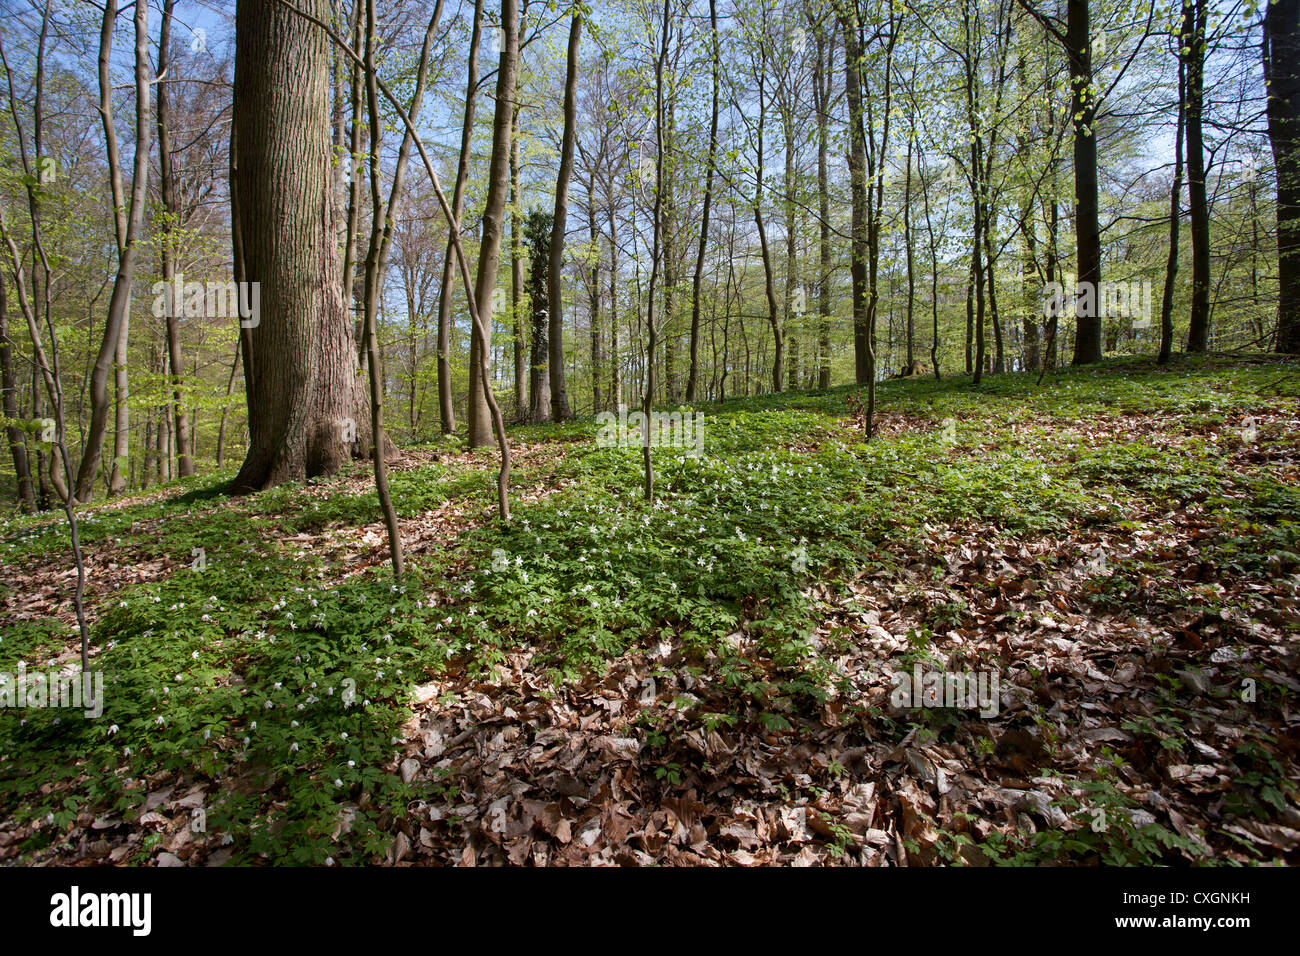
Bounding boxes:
[231,0,362,492]
[686,0,720,402]
[547,11,581,422]
[814,15,834,389]
[1184,0,1211,352]
[840,2,869,386]
[511,93,527,419]
[1159,27,1187,365]
[437,0,484,434]
[1066,0,1103,364]
[1266,0,1300,352]
[76,0,150,501]
[467,0,518,447]
[157,0,195,478]
[0,273,34,511]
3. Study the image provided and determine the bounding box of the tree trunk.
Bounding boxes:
[437,0,484,434]
[904,136,915,368]
[1184,0,1211,352]
[467,0,518,447]
[77,0,150,501]
[1266,0,1300,352]
[0,274,34,511]
[527,210,552,421]
[547,11,581,422]
[686,0,719,402]
[1066,0,1103,364]
[1159,31,1187,365]
[157,0,195,478]
[230,0,362,492]
[589,207,602,413]
[645,0,670,501]
[511,94,527,419]
[361,0,410,575]
[815,16,833,389]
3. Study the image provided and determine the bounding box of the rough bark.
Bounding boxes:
[1266,0,1300,352]
[230,0,361,492]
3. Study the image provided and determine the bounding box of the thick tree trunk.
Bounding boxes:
[1266,0,1300,352]
[231,0,361,492]
[1066,0,1103,364]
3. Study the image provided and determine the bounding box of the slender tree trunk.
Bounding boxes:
[360,0,413,575]
[589,207,602,412]
[645,0,670,501]
[527,211,552,420]
[904,135,915,368]
[77,0,150,501]
[686,0,719,402]
[608,178,621,410]
[1184,0,1211,352]
[1159,35,1187,365]
[965,256,975,374]
[0,274,34,510]
[1021,202,1042,371]
[468,0,518,447]
[511,96,527,419]
[341,7,364,343]
[216,346,240,467]
[157,0,194,478]
[547,11,581,421]
[815,17,834,389]
[437,0,484,434]
[841,3,869,385]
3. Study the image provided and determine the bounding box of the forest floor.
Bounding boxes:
[1,354,1298,866]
